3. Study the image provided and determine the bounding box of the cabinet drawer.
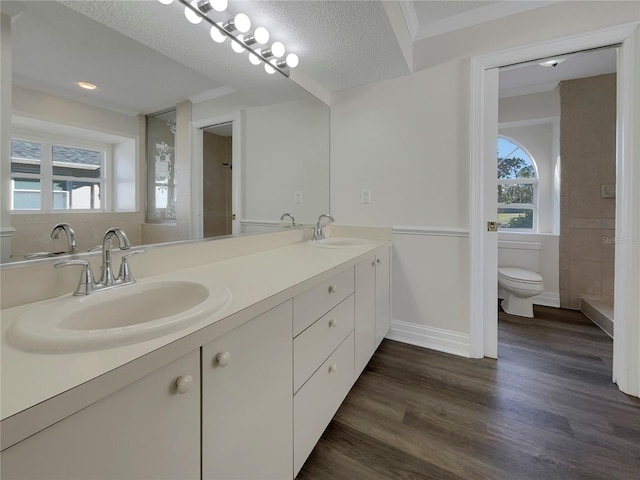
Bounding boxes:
[293,268,354,337]
[293,331,355,476]
[294,295,354,393]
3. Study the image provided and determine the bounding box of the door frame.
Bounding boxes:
[469,23,640,396]
[190,112,243,238]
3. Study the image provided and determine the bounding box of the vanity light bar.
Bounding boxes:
[160,0,299,77]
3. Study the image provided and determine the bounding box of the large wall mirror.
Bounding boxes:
[1,0,329,264]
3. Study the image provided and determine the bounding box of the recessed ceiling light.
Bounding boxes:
[78,81,97,90]
[539,58,566,68]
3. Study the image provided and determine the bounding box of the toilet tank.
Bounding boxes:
[498,241,541,272]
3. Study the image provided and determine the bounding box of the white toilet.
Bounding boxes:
[498,241,544,318]
[498,267,544,317]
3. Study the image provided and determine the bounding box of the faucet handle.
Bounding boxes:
[118,250,145,283]
[54,260,95,296]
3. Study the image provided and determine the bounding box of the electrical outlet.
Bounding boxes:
[294,191,303,204]
[361,189,371,204]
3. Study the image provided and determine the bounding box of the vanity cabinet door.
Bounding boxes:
[1,350,200,480]
[202,301,293,480]
[375,245,391,347]
[355,253,376,377]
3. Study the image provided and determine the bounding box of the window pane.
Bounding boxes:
[52,145,102,179]
[497,183,534,204]
[497,138,536,179]
[498,208,533,229]
[12,178,41,210]
[52,180,101,210]
[11,139,41,174]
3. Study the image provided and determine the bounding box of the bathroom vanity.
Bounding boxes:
[0,229,391,479]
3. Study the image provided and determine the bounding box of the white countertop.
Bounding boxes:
[1,238,386,422]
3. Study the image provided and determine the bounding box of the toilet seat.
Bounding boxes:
[498,267,543,285]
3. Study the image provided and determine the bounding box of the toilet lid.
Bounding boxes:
[498,267,543,284]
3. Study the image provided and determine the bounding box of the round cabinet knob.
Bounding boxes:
[175,375,193,394]
[216,351,231,367]
[328,285,337,294]
[376,258,381,265]
[329,364,338,374]
[372,261,376,267]
[328,318,337,328]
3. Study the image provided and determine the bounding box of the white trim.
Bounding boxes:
[190,112,242,239]
[498,240,541,251]
[398,0,419,39]
[470,23,640,397]
[413,1,556,42]
[188,86,237,105]
[239,219,280,228]
[0,227,16,238]
[499,116,559,129]
[499,81,560,99]
[534,292,561,308]
[387,319,471,358]
[392,225,469,237]
[498,290,560,308]
[613,28,640,396]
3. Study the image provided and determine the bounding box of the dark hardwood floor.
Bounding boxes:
[297,306,640,480]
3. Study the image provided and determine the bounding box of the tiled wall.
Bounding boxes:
[559,73,616,308]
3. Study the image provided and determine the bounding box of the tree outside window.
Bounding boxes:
[497,137,538,230]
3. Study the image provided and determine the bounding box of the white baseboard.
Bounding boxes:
[498,290,560,308]
[534,291,560,308]
[386,319,471,357]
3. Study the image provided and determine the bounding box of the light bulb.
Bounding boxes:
[249,53,261,65]
[271,41,285,57]
[286,53,299,68]
[211,0,228,12]
[158,0,174,5]
[210,26,226,43]
[231,40,245,53]
[253,27,269,44]
[184,1,203,24]
[234,13,251,33]
[264,63,276,74]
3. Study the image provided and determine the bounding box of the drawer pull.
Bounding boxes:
[328,285,337,294]
[216,351,232,367]
[175,375,193,394]
[328,318,337,328]
[329,364,337,374]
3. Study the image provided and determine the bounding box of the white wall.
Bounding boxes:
[330,2,639,356]
[331,59,472,341]
[12,85,138,138]
[192,94,330,226]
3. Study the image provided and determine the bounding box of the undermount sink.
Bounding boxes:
[9,280,232,353]
[308,237,371,248]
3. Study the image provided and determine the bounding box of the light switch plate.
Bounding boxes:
[361,189,371,204]
[295,191,303,204]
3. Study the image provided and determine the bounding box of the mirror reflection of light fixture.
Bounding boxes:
[167,0,299,77]
[184,0,203,24]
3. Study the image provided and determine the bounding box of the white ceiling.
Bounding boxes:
[5,0,619,115]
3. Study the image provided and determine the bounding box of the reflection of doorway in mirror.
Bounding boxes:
[202,122,233,238]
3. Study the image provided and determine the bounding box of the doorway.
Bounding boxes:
[469,25,640,397]
[496,47,617,344]
[202,122,233,238]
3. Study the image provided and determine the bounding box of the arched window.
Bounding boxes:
[497,136,538,230]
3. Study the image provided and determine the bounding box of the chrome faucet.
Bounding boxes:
[55,227,145,295]
[280,213,296,228]
[51,223,77,254]
[99,227,131,287]
[312,214,335,241]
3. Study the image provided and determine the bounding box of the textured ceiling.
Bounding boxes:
[7,0,617,115]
